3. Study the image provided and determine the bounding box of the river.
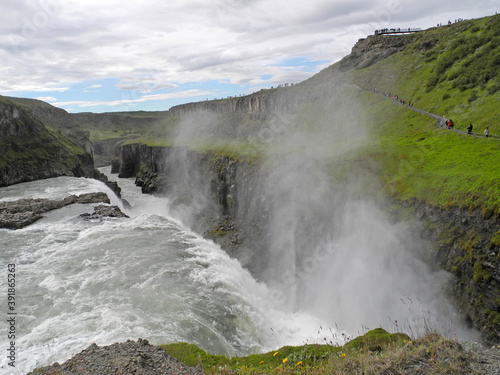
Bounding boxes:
[0,168,327,374]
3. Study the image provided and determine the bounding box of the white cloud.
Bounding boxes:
[0,0,498,110]
[35,96,57,102]
[84,84,102,89]
[52,89,212,109]
[0,85,69,93]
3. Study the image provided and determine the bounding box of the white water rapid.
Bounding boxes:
[0,168,328,375]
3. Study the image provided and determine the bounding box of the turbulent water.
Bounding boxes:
[0,168,327,375]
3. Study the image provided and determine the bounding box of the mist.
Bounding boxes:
[162,85,476,341]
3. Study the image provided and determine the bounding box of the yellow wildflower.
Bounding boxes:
[282,358,288,363]
[296,361,303,366]
[259,361,264,364]
[340,353,346,358]
[273,352,278,356]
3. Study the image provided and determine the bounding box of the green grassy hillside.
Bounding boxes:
[348,15,500,134]
[320,15,500,215]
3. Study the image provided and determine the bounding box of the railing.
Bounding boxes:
[374,28,422,35]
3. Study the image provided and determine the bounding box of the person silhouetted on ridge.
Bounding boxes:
[484,127,490,138]
[467,124,473,135]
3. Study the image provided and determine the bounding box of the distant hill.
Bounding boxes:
[0,95,95,186]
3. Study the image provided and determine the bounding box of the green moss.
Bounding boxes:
[161,341,337,373]
[488,231,500,249]
[161,329,411,373]
[47,128,87,155]
[160,342,230,369]
[473,260,491,282]
[485,310,500,328]
[344,328,410,352]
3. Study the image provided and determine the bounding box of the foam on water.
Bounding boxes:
[0,174,332,375]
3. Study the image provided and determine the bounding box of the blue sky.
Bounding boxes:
[0,0,498,113]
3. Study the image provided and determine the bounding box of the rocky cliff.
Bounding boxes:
[0,97,96,186]
[0,96,123,197]
[169,85,322,117]
[408,200,500,343]
[116,140,500,343]
[117,144,256,259]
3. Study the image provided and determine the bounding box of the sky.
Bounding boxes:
[0,0,498,113]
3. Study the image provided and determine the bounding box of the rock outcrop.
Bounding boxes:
[169,85,319,117]
[338,34,418,71]
[80,205,129,220]
[402,200,500,344]
[0,192,116,229]
[26,339,204,375]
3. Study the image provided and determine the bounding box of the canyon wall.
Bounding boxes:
[115,140,500,343]
[0,97,95,186]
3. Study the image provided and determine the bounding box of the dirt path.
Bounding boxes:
[347,84,494,138]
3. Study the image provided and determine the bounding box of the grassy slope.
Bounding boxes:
[161,329,477,375]
[346,15,500,215]
[350,16,500,133]
[358,92,500,214]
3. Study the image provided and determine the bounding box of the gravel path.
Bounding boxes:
[26,339,205,375]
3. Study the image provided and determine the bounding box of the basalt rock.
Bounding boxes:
[338,33,418,72]
[80,205,129,220]
[0,192,111,229]
[399,199,500,344]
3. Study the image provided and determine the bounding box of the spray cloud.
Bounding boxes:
[163,84,475,340]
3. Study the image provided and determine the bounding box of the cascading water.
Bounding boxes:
[0,169,329,375]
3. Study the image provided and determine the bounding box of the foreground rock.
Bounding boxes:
[468,343,500,375]
[0,192,122,229]
[80,205,129,220]
[27,339,205,375]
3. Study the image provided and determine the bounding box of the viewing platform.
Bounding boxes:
[374,28,422,35]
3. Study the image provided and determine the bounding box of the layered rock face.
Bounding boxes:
[169,85,321,117]
[116,144,266,264]
[407,201,500,344]
[338,34,418,71]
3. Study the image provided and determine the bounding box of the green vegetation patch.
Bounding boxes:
[348,88,500,215]
[161,329,476,374]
